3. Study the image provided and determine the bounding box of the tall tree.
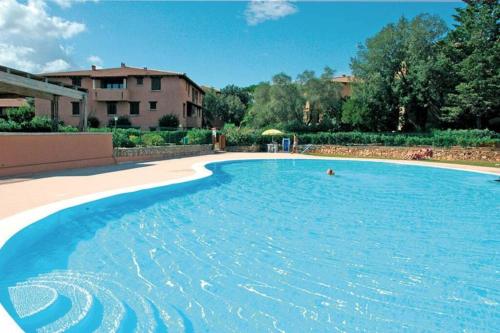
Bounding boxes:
[297,67,343,128]
[441,0,500,129]
[344,14,448,131]
[246,74,305,128]
[203,85,251,126]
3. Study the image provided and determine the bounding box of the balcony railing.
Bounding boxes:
[94,88,129,101]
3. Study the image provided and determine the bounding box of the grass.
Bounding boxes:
[306,153,500,168]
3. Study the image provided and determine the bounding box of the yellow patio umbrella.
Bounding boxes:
[262,129,284,136]
[262,129,284,143]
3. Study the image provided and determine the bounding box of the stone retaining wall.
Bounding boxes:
[114,144,214,163]
[307,145,500,162]
[225,145,261,152]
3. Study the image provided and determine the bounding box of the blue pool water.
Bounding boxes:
[0,160,499,332]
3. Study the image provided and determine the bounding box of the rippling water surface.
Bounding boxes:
[1,160,499,332]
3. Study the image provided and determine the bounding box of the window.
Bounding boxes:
[183,103,186,118]
[101,78,124,89]
[151,77,161,91]
[129,102,139,115]
[71,77,81,87]
[136,76,143,85]
[107,102,117,115]
[71,102,80,115]
[187,102,196,117]
[149,101,157,110]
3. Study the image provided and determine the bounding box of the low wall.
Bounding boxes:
[114,144,214,163]
[307,145,500,162]
[225,145,261,152]
[0,133,114,177]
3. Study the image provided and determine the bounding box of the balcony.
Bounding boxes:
[94,88,129,101]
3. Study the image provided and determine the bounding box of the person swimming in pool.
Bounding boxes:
[326,169,335,176]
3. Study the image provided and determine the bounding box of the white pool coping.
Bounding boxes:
[0,156,498,330]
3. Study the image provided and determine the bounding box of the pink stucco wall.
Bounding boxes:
[35,76,203,130]
[0,133,114,177]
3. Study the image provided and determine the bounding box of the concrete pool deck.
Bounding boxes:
[0,152,499,220]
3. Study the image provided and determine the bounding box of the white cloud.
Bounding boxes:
[245,0,298,25]
[0,0,86,73]
[41,59,71,72]
[53,0,99,9]
[87,55,103,67]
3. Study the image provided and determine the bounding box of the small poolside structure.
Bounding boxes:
[0,65,88,130]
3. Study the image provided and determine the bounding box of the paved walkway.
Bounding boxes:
[0,152,498,220]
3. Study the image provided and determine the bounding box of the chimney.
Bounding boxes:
[121,62,126,68]
[91,65,96,71]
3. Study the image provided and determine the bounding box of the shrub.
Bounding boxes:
[220,129,499,147]
[157,130,188,144]
[186,128,212,144]
[87,116,100,128]
[6,105,35,123]
[158,114,179,128]
[26,116,53,132]
[58,124,79,132]
[0,119,21,132]
[129,135,143,146]
[142,133,165,146]
[112,129,135,148]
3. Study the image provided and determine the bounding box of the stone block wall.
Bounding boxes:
[307,145,500,162]
[114,144,214,163]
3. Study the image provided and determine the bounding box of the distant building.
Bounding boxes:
[35,63,204,130]
[303,75,356,124]
[0,98,27,117]
[332,75,356,98]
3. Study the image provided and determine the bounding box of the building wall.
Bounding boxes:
[35,75,204,130]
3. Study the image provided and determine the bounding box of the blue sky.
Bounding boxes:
[1,1,463,88]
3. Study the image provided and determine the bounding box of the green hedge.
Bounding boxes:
[89,128,212,147]
[221,128,499,148]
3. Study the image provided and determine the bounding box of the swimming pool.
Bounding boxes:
[0,159,498,332]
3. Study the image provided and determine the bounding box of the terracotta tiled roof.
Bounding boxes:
[42,66,183,78]
[41,65,204,93]
[332,75,355,83]
[0,98,27,108]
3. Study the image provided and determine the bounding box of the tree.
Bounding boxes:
[203,85,251,126]
[440,0,500,129]
[297,67,343,129]
[246,74,305,128]
[345,14,449,131]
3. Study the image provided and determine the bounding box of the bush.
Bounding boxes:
[26,116,53,132]
[58,124,79,132]
[112,129,135,148]
[87,116,100,128]
[158,114,179,128]
[129,135,143,146]
[142,133,165,146]
[220,128,499,147]
[186,128,212,144]
[157,130,188,144]
[5,105,34,123]
[0,119,21,132]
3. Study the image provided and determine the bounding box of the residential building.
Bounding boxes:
[35,63,204,130]
[332,75,355,98]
